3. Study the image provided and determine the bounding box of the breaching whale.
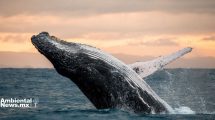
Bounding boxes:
[31,32,192,114]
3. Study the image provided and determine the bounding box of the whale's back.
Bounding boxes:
[74,44,172,113]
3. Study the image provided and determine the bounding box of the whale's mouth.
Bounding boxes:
[31,36,42,54]
[32,41,44,55]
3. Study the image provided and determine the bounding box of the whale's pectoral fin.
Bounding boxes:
[129,47,192,78]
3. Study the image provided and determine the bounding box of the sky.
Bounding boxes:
[0,0,215,68]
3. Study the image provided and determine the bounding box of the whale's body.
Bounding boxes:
[31,32,192,113]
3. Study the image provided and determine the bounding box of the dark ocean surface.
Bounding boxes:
[0,68,215,120]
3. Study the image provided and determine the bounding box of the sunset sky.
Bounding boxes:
[0,0,215,68]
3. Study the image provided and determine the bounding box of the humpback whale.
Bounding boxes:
[31,32,192,114]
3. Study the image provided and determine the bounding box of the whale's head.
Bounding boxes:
[31,32,80,55]
[31,32,82,76]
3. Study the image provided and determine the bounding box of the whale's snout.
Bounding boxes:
[31,32,59,55]
[32,32,81,55]
[31,32,80,63]
[31,32,50,46]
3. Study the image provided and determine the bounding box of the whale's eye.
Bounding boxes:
[133,67,140,74]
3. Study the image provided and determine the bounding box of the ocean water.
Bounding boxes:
[0,68,215,120]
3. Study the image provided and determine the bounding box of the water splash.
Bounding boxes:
[173,106,195,114]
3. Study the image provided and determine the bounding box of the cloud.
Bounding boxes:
[202,36,215,41]
[0,0,215,16]
[1,52,215,68]
[2,35,24,43]
[145,38,178,46]
[129,38,178,46]
[0,33,31,43]
[0,12,215,36]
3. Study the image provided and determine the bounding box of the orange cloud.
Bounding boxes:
[0,11,215,58]
[202,35,215,41]
[1,11,215,36]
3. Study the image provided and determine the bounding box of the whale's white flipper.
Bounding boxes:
[129,47,192,78]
